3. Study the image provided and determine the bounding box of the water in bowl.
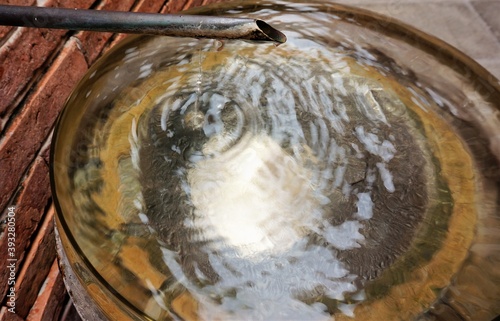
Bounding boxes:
[52,1,500,320]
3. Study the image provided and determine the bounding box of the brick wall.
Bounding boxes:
[0,0,222,320]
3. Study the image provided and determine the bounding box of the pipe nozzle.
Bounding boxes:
[0,5,287,43]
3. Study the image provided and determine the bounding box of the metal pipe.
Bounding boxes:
[0,5,286,43]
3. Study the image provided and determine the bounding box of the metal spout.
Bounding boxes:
[0,5,287,43]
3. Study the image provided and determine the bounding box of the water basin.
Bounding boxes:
[51,1,500,320]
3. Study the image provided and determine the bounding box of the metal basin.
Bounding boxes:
[51,1,500,320]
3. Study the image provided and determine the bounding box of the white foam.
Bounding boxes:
[323,220,364,250]
[338,303,357,317]
[138,213,149,224]
[332,74,348,96]
[198,241,353,321]
[160,98,181,131]
[376,162,395,192]
[138,63,153,79]
[355,126,396,162]
[356,192,373,220]
[129,117,140,171]
[133,199,142,210]
[144,279,169,311]
[354,85,388,124]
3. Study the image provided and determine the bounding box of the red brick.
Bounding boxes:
[0,306,23,321]
[12,207,56,318]
[26,259,67,321]
[132,0,166,14]
[56,0,96,8]
[202,0,228,5]
[73,0,137,65]
[0,0,34,5]
[162,0,189,13]
[0,0,95,121]
[107,0,167,49]
[163,0,225,14]
[183,0,204,10]
[0,39,88,213]
[0,27,66,120]
[0,154,51,299]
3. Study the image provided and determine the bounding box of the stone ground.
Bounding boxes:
[0,0,498,320]
[334,0,500,79]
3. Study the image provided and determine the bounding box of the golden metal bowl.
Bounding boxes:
[51,1,500,320]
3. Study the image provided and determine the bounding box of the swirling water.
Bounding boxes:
[58,1,500,320]
[121,39,433,320]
